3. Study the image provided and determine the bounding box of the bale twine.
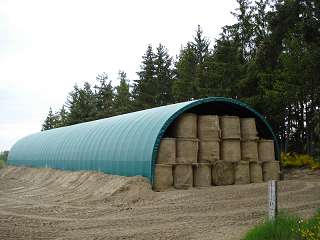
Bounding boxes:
[153,164,173,191]
[235,161,250,185]
[240,118,258,140]
[249,162,263,183]
[212,161,235,185]
[172,113,197,138]
[198,139,220,163]
[220,116,241,139]
[157,138,176,164]
[258,139,275,161]
[241,140,259,161]
[176,138,199,164]
[221,139,241,161]
[193,163,212,187]
[262,161,280,181]
[198,115,220,139]
[173,164,193,189]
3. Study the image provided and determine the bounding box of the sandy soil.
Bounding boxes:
[0,166,319,240]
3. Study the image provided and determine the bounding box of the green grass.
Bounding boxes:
[298,209,320,240]
[243,212,300,240]
[0,159,5,169]
[243,210,320,240]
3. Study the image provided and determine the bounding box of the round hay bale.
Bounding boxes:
[241,140,258,161]
[235,161,250,185]
[172,113,197,138]
[176,138,199,164]
[198,139,220,163]
[221,139,241,161]
[262,161,280,181]
[193,163,212,187]
[240,118,258,140]
[153,164,173,191]
[258,139,275,161]
[173,164,193,189]
[157,138,176,164]
[249,162,263,183]
[198,115,220,139]
[220,116,240,139]
[212,161,235,185]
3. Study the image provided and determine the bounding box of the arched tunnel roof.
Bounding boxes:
[8,97,279,183]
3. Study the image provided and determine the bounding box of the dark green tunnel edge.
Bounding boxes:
[150,97,280,184]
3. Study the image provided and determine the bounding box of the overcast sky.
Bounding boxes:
[0,0,237,151]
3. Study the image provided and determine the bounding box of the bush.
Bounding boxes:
[281,152,320,170]
[243,212,300,240]
[0,159,5,169]
[243,210,320,240]
[296,210,320,240]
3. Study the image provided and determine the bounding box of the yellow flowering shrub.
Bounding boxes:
[281,152,320,170]
[296,212,320,240]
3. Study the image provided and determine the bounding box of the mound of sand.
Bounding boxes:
[0,166,154,206]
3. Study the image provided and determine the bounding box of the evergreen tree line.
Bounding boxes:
[42,0,320,157]
[0,151,9,162]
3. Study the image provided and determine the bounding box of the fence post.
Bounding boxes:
[268,180,278,220]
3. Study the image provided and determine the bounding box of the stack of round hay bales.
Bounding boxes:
[259,139,280,181]
[154,138,176,191]
[154,113,280,191]
[215,116,241,185]
[195,115,220,187]
[172,113,198,189]
[220,116,241,160]
[240,118,262,183]
[198,115,220,163]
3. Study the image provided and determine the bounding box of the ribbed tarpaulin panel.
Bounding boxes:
[8,97,279,183]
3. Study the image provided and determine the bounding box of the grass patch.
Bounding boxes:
[0,159,5,169]
[243,210,320,240]
[297,209,320,240]
[243,212,300,240]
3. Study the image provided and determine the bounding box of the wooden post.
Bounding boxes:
[268,180,278,220]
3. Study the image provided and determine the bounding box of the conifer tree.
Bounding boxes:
[172,43,198,101]
[154,44,174,105]
[113,71,131,115]
[193,25,211,97]
[56,105,68,127]
[173,25,210,101]
[42,107,59,131]
[65,84,80,124]
[132,45,157,110]
[94,73,114,119]
[208,35,243,98]
[66,82,97,124]
[253,0,270,48]
[192,25,210,64]
[230,0,255,60]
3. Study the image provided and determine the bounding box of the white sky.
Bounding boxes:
[0,0,237,150]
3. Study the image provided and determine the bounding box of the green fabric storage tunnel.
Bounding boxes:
[8,97,279,183]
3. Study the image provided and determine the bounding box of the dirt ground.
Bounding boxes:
[0,166,319,240]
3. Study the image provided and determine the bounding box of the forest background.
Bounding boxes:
[41,0,320,159]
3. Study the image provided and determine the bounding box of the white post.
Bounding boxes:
[268,180,278,220]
